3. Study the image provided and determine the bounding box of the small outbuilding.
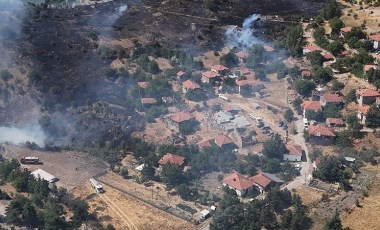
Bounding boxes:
[31,169,58,183]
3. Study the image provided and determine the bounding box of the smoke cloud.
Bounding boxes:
[0,125,46,147]
[224,14,263,49]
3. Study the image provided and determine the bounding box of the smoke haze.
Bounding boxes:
[224,14,262,49]
[0,125,46,147]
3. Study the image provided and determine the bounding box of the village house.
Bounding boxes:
[165,112,195,132]
[223,104,241,115]
[358,105,371,125]
[326,118,346,128]
[158,153,185,169]
[215,134,235,149]
[201,71,221,84]
[182,79,200,93]
[302,45,322,55]
[339,27,351,38]
[223,172,255,197]
[176,71,186,80]
[356,89,380,105]
[137,81,149,89]
[363,64,377,73]
[196,139,213,149]
[308,125,336,145]
[301,101,322,117]
[211,64,229,75]
[323,53,334,62]
[283,144,303,161]
[369,34,380,50]
[214,111,234,124]
[236,79,263,95]
[235,51,248,63]
[141,98,157,107]
[320,92,343,107]
[249,172,284,194]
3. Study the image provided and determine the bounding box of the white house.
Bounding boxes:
[283,144,302,161]
[369,34,380,50]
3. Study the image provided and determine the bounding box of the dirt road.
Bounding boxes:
[283,114,313,191]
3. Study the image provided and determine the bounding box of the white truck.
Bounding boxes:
[90,178,104,193]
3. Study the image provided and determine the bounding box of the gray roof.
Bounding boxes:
[214,111,233,124]
[344,157,356,162]
[263,172,284,183]
[232,116,250,128]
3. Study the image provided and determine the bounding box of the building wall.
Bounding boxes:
[358,112,366,124]
[374,41,379,50]
[310,136,335,146]
[359,96,377,105]
[283,154,301,162]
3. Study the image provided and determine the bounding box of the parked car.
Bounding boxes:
[282,124,288,130]
[277,120,284,127]
[257,122,264,128]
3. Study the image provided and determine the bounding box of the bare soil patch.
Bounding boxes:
[2,144,107,189]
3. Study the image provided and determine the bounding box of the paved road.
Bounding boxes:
[283,114,313,191]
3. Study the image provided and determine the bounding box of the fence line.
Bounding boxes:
[94,176,195,224]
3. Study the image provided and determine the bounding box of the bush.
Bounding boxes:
[119,167,129,179]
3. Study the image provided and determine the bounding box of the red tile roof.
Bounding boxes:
[211,64,229,72]
[308,125,336,137]
[236,51,248,59]
[245,73,256,79]
[326,118,345,125]
[358,105,371,115]
[158,153,185,166]
[177,71,186,77]
[137,81,149,89]
[364,64,377,72]
[238,67,251,75]
[303,45,322,52]
[236,79,260,87]
[264,45,275,52]
[197,139,213,148]
[340,50,350,56]
[340,27,352,33]
[321,93,343,103]
[301,101,322,111]
[169,112,195,123]
[223,172,255,191]
[223,105,240,112]
[369,34,380,41]
[201,71,220,79]
[285,144,303,156]
[323,53,334,60]
[183,80,200,90]
[215,134,234,147]
[249,173,272,189]
[356,89,380,97]
[141,98,157,104]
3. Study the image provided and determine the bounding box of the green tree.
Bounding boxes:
[306,51,324,66]
[329,17,344,35]
[331,80,345,91]
[220,51,239,68]
[119,167,129,179]
[141,163,155,180]
[327,40,345,56]
[176,184,198,201]
[0,70,13,81]
[255,68,267,80]
[285,25,303,57]
[345,89,357,103]
[322,1,342,20]
[6,195,39,227]
[365,105,380,128]
[247,44,266,68]
[179,119,200,135]
[185,89,207,102]
[161,164,184,186]
[294,79,315,97]
[71,199,89,226]
[262,134,288,159]
[324,210,345,230]
[284,108,294,122]
[313,66,332,84]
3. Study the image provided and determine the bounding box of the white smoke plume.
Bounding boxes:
[224,14,263,49]
[117,5,128,15]
[0,125,46,147]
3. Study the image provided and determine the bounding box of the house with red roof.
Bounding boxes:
[340,27,351,38]
[158,153,185,169]
[326,118,346,128]
[201,71,221,84]
[308,125,336,145]
[356,89,380,105]
[177,70,186,79]
[215,134,235,149]
[320,93,343,107]
[165,112,195,132]
[236,79,263,95]
[249,172,284,194]
[323,53,334,61]
[182,80,200,93]
[283,144,303,161]
[369,34,380,50]
[301,101,322,117]
[358,105,371,125]
[223,172,255,197]
[137,81,149,89]
[363,64,377,73]
[196,139,213,149]
[141,98,157,106]
[211,65,229,75]
[235,51,248,63]
[303,45,322,55]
